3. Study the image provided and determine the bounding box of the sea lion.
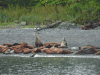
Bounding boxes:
[58,38,68,48]
[46,46,73,54]
[4,49,14,54]
[75,45,98,54]
[35,37,43,47]
[43,42,61,48]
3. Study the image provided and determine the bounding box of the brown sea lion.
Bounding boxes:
[75,45,99,54]
[35,37,43,47]
[58,38,68,48]
[43,42,61,48]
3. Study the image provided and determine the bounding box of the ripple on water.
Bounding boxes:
[0,57,100,75]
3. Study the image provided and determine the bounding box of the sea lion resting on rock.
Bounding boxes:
[35,37,43,47]
[32,46,73,54]
[58,38,68,48]
[75,45,100,54]
[43,42,61,48]
[46,47,73,54]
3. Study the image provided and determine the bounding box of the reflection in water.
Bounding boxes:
[0,57,100,75]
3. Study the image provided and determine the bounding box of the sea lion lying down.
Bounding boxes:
[32,46,73,54]
[75,45,100,55]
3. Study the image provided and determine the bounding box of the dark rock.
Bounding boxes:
[13,20,19,24]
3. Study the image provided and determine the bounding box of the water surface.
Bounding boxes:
[0,56,100,75]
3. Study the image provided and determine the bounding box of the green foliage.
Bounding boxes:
[0,12,11,23]
[19,14,44,25]
[0,0,100,25]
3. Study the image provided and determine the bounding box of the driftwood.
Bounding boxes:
[36,21,62,31]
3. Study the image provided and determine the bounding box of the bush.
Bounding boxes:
[0,12,11,24]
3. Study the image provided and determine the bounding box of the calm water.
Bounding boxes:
[0,56,100,75]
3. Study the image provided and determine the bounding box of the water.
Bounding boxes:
[0,55,100,75]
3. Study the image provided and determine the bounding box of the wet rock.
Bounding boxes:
[43,42,61,48]
[69,47,81,51]
[58,38,68,48]
[35,37,43,47]
[4,49,14,54]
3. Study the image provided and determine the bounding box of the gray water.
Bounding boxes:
[0,56,100,75]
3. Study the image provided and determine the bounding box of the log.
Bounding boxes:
[36,21,62,31]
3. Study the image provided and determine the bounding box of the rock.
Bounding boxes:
[35,37,43,47]
[5,49,11,54]
[59,22,71,30]
[30,53,37,57]
[69,47,81,51]
[10,50,14,53]
[43,42,61,48]
[13,20,19,24]
[58,38,68,48]
[17,21,27,28]
[19,21,27,26]
[59,22,81,30]
[94,26,100,30]
[4,49,14,54]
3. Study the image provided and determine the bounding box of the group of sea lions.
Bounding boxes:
[0,37,100,56]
